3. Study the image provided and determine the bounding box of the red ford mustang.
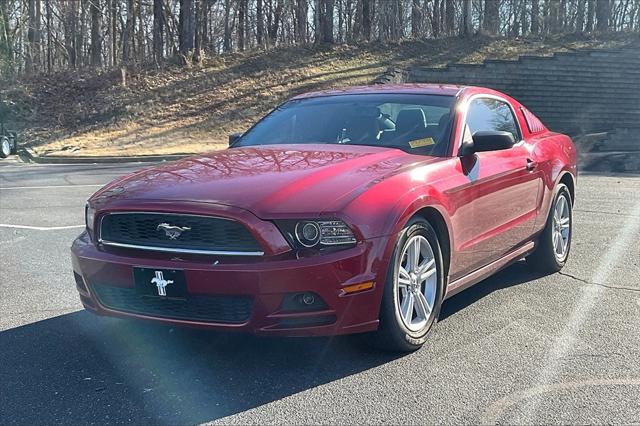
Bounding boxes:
[71,84,576,351]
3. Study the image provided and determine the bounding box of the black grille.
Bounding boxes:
[93,285,253,323]
[99,213,262,253]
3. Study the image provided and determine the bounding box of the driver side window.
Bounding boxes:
[466,98,520,141]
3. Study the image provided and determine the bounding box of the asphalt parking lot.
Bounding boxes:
[1,157,639,425]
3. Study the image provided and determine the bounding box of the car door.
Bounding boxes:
[448,96,542,280]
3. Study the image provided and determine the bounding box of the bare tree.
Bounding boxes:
[238,0,247,50]
[123,0,134,62]
[153,0,164,61]
[223,0,232,51]
[411,0,422,37]
[596,0,612,31]
[445,0,455,35]
[294,0,307,43]
[91,0,102,66]
[26,0,37,73]
[461,0,473,35]
[179,0,195,55]
[111,0,118,65]
[324,0,334,42]
[257,0,265,45]
[531,0,541,33]
[483,0,499,35]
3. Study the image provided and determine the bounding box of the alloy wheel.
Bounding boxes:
[552,193,571,260]
[396,235,438,332]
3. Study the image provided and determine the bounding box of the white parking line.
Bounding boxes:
[520,198,640,421]
[0,224,85,231]
[0,184,104,190]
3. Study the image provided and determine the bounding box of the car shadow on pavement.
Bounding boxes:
[0,260,543,425]
[439,259,548,322]
[0,310,399,425]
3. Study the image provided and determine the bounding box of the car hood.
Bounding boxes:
[91,144,441,217]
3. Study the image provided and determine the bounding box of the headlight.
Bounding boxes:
[276,219,356,249]
[85,203,96,232]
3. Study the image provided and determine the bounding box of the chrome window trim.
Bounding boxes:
[98,211,264,257]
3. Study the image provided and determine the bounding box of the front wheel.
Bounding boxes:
[373,218,445,352]
[527,183,573,273]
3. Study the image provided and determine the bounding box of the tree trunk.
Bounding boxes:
[65,1,77,68]
[432,0,441,37]
[461,0,473,36]
[575,0,585,31]
[362,0,371,40]
[596,0,611,31]
[483,0,499,35]
[46,0,52,72]
[324,0,334,43]
[337,0,343,42]
[91,0,102,66]
[238,0,246,50]
[411,0,422,37]
[137,0,144,61]
[153,0,164,61]
[26,0,35,73]
[548,0,561,33]
[112,0,118,66]
[223,0,232,51]
[586,0,595,31]
[201,0,211,50]
[257,0,265,45]
[179,0,195,55]
[520,0,528,34]
[444,0,454,36]
[294,0,307,44]
[315,0,325,42]
[531,0,540,33]
[35,0,41,71]
[378,0,401,41]
[268,0,283,44]
[76,0,87,67]
[123,0,134,62]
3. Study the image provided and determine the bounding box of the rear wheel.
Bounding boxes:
[8,132,17,154]
[0,136,10,158]
[527,184,573,273]
[373,218,444,352]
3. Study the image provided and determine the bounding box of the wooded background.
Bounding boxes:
[1,0,639,77]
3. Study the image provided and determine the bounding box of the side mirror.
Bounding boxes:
[459,131,515,156]
[228,132,243,147]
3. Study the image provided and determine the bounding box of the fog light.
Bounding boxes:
[300,293,315,305]
[280,292,327,312]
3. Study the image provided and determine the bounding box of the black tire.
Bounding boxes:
[527,184,573,273]
[0,136,10,158]
[372,217,445,352]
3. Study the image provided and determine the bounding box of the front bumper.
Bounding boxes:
[71,232,388,336]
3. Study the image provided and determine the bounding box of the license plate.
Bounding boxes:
[133,267,187,299]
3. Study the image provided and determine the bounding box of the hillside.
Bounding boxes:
[1,33,637,157]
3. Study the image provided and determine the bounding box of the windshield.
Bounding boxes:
[235,94,456,156]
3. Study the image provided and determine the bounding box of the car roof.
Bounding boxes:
[291,84,468,100]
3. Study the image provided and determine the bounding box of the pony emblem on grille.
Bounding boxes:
[150,271,173,296]
[156,223,191,240]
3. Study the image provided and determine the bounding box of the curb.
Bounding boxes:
[20,147,193,164]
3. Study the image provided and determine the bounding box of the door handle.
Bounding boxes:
[526,158,538,171]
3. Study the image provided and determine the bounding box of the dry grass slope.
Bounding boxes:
[1,33,635,157]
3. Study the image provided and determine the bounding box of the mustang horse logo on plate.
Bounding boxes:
[150,271,173,296]
[156,223,191,239]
